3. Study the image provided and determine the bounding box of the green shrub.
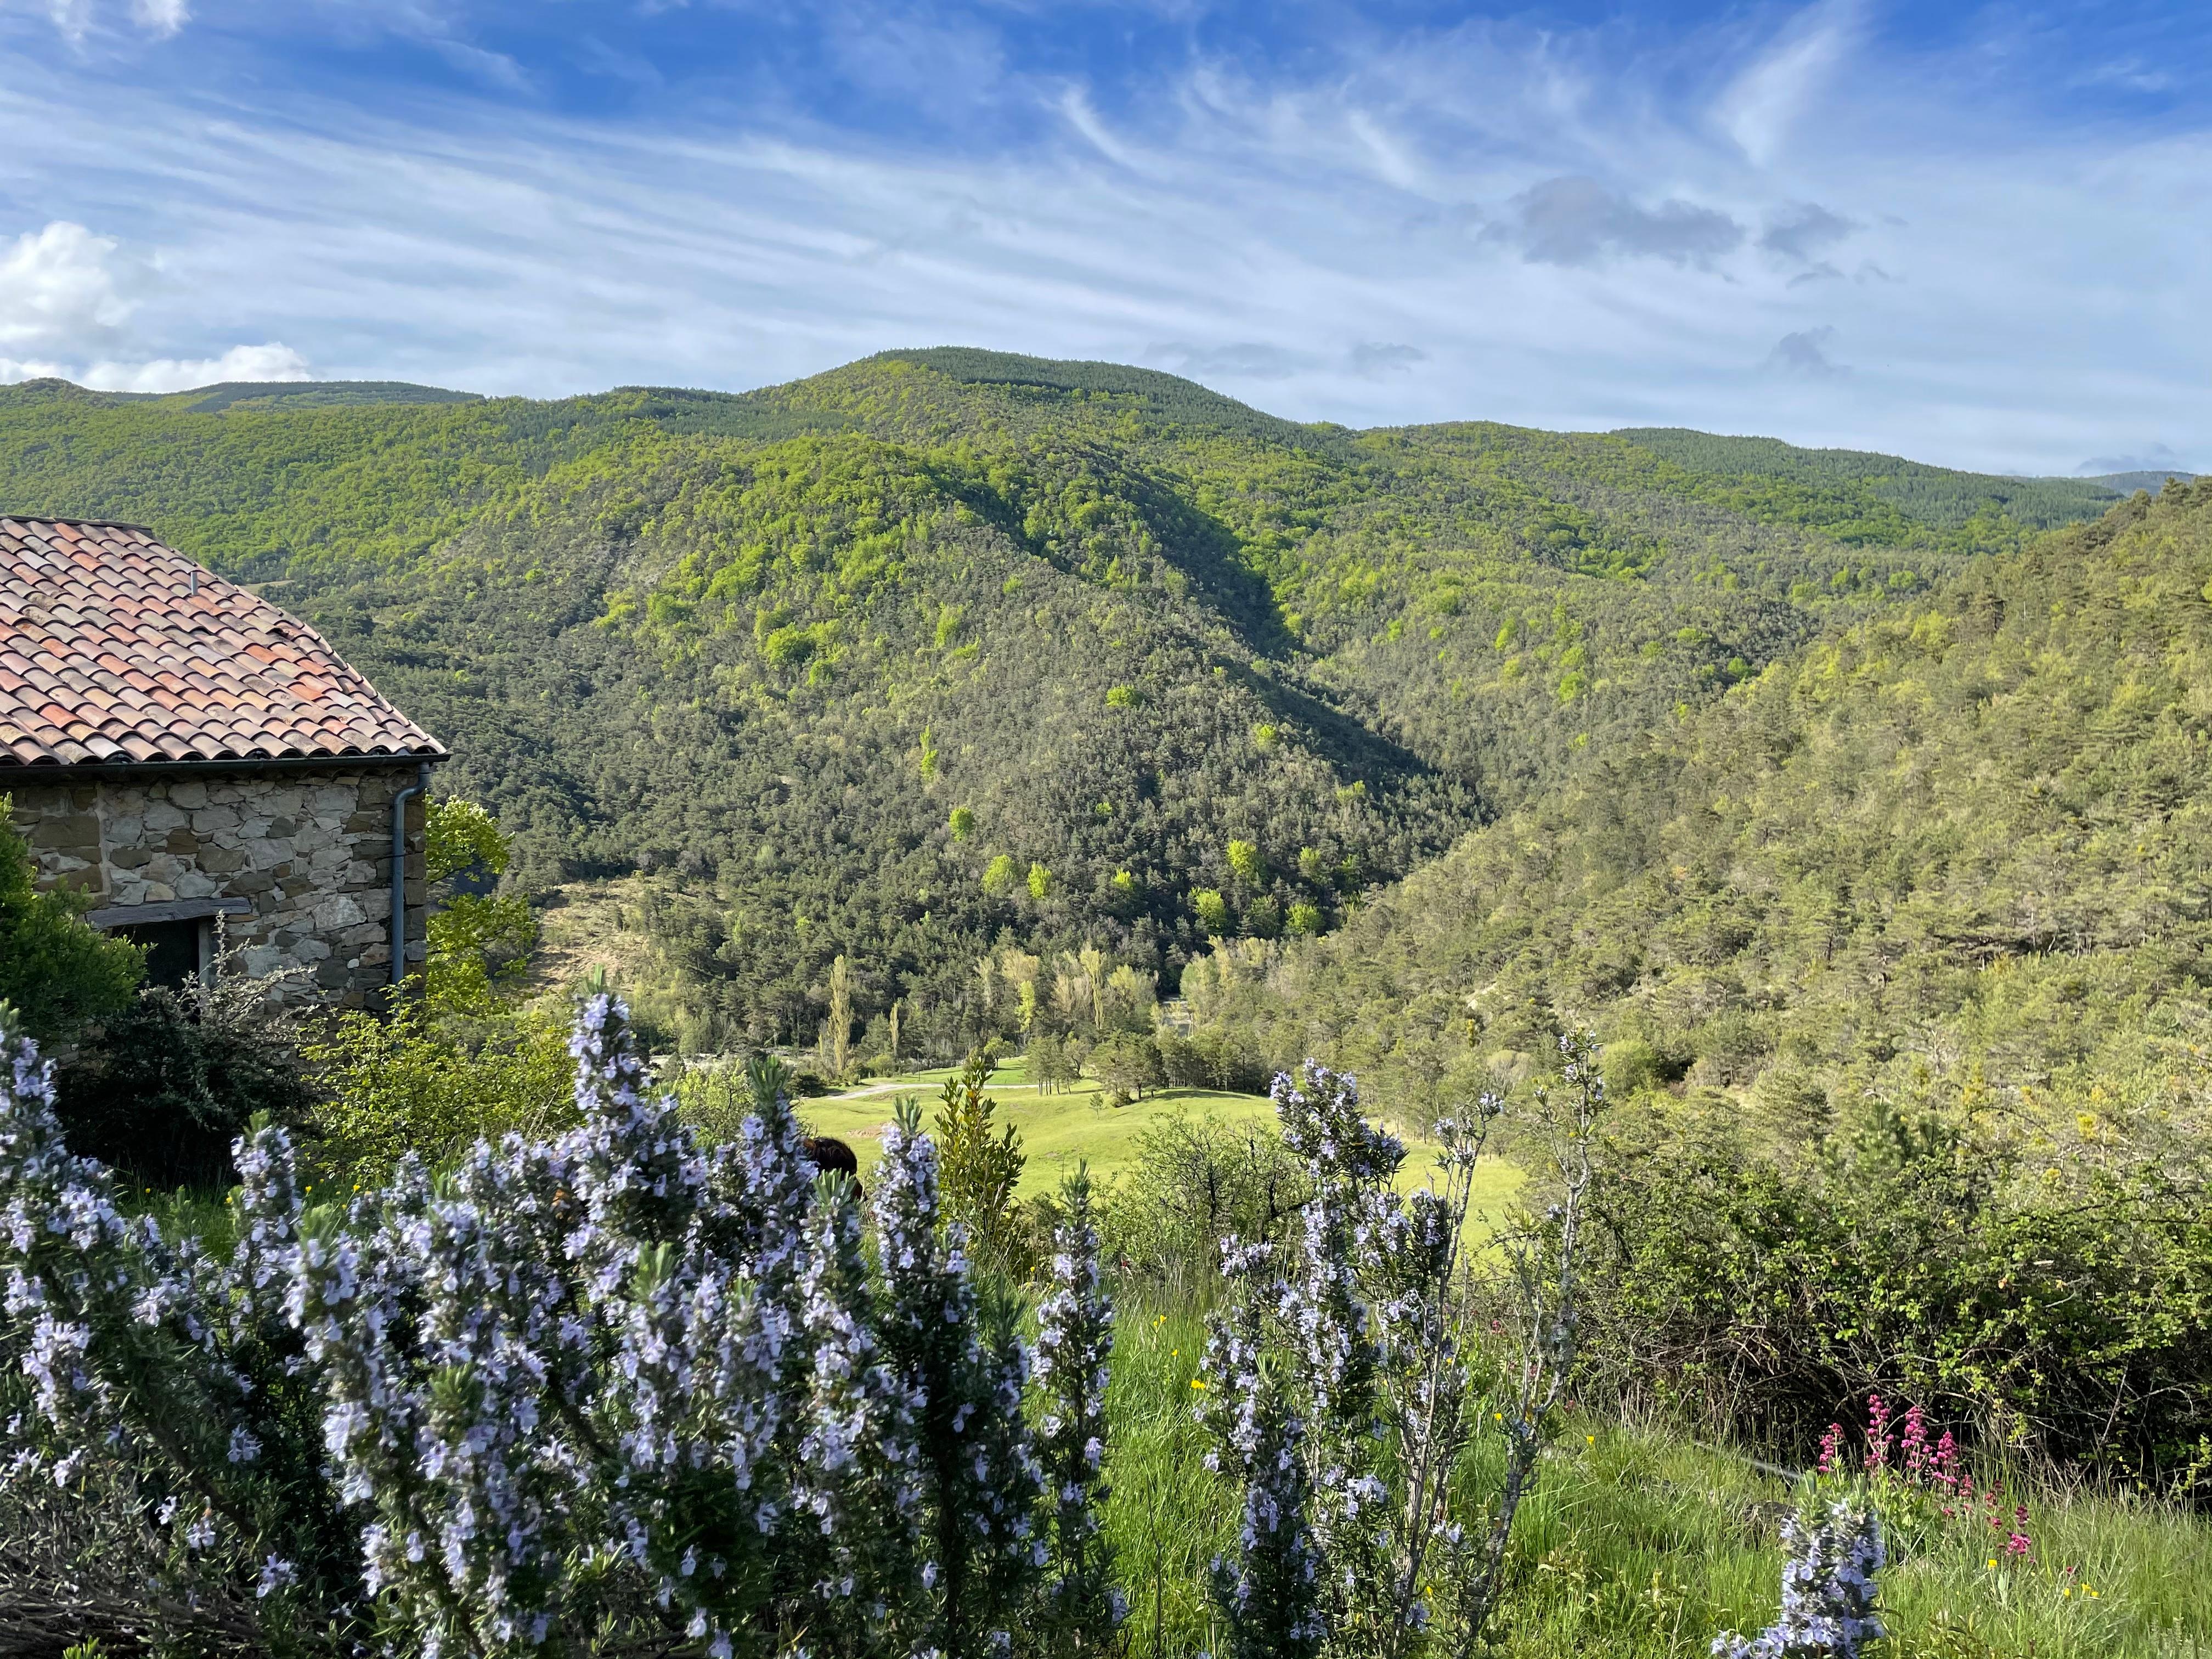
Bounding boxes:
[303,989,574,1183]
[1104,1111,1308,1293]
[0,797,142,1045]
[54,935,313,1190]
[1571,1077,2212,1484]
[1598,1037,1674,1099]
[933,1051,1030,1273]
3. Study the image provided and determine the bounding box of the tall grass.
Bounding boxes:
[1101,1302,2212,1658]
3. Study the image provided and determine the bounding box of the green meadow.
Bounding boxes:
[799,1060,1523,1225]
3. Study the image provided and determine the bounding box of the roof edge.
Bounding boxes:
[1,515,160,534]
[1,753,449,783]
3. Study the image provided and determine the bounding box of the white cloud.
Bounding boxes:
[80,342,312,393]
[129,0,185,38]
[1715,3,1856,166]
[0,220,145,348]
[0,216,307,391]
[0,341,312,392]
[0,354,70,381]
[25,0,185,41]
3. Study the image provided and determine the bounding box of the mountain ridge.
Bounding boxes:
[0,349,2138,1054]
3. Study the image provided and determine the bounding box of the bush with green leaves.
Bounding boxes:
[305,795,568,1183]
[0,796,142,1045]
[300,986,575,1184]
[1570,1066,2212,1486]
[932,1051,1032,1275]
[54,928,315,1190]
[1103,1110,1310,1295]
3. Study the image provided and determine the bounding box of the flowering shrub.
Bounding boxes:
[0,998,1116,1657]
[1031,1166,1122,1652]
[1197,1033,1606,1657]
[1712,1500,1886,1659]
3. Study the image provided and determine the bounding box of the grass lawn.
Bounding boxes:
[799,1058,1523,1225]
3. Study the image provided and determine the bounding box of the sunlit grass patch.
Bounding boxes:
[1096,1323,2212,1659]
[804,1065,1521,1223]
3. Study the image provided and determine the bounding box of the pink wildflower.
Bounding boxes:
[1863,1395,1892,1472]
[1932,1430,1961,1492]
[1900,1405,1929,1482]
[1817,1423,1845,1477]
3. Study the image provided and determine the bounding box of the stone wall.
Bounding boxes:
[4,765,428,1008]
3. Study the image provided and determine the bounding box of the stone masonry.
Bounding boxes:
[7,765,428,1008]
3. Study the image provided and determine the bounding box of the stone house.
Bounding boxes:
[2,517,447,1004]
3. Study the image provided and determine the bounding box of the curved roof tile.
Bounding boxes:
[1,518,445,768]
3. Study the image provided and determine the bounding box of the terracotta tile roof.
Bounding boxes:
[0,517,445,768]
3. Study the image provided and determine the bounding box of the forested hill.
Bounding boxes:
[0,352,2124,1051]
[1206,477,2212,1127]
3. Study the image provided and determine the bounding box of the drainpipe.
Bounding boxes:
[391,762,431,990]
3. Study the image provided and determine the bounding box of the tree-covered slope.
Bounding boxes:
[0,352,2124,1052]
[1207,479,2212,1125]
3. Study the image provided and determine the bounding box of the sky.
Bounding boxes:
[0,0,2204,475]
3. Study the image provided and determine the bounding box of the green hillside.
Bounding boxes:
[0,351,2122,1053]
[1206,478,2212,1128]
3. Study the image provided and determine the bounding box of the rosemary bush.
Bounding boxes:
[0,998,1114,1658]
[1195,1035,1607,1659]
[0,998,1606,1658]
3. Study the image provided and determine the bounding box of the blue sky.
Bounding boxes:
[0,0,2204,474]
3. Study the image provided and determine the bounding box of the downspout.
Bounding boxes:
[391,762,431,991]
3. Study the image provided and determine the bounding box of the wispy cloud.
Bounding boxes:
[1147,342,1317,381]
[427,36,531,93]
[1715,1,1857,166]
[27,0,184,43]
[0,2,2204,472]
